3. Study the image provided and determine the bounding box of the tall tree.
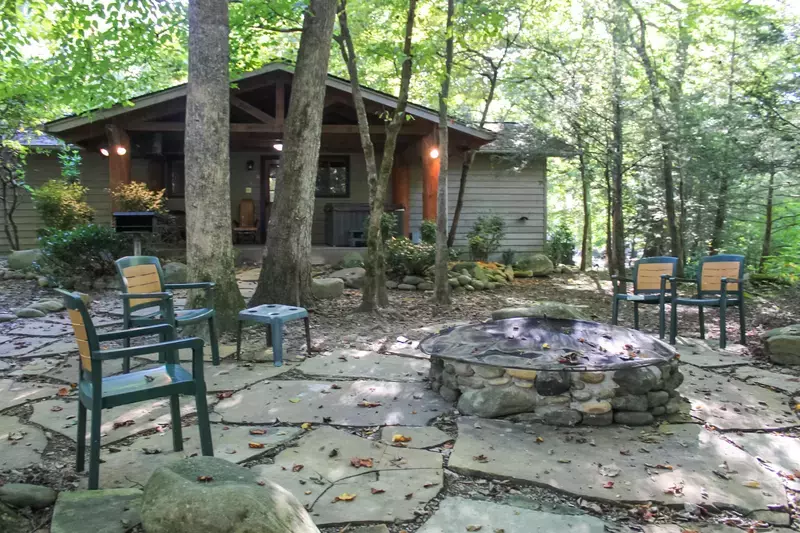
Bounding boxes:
[184,0,244,331]
[434,0,454,305]
[251,0,338,306]
[336,0,417,311]
[609,0,627,280]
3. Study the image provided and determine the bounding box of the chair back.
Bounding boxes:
[633,256,678,294]
[239,199,256,228]
[115,256,166,311]
[56,289,100,376]
[697,254,745,296]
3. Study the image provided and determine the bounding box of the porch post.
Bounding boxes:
[105,124,132,212]
[391,159,411,238]
[420,131,439,221]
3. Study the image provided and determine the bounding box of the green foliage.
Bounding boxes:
[501,250,516,266]
[467,215,505,261]
[364,211,398,242]
[420,219,437,244]
[547,221,576,266]
[112,182,167,214]
[385,237,437,277]
[38,224,129,283]
[58,148,81,184]
[338,251,365,269]
[31,180,94,231]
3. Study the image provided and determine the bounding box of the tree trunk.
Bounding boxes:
[709,172,728,255]
[578,130,591,271]
[610,0,627,281]
[434,0,454,306]
[251,0,337,306]
[337,0,417,311]
[759,169,775,272]
[604,150,613,272]
[184,0,243,331]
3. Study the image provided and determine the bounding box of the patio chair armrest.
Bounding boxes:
[165,282,216,290]
[119,292,173,301]
[97,324,176,342]
[670,277,697,284]
[95,337,204,361]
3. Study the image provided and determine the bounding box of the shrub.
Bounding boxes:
[501,250,516,266]
[38,224,129,284]
[386,237,437,277]
[32,180,94,231]
[467,215,505,261]
[364,211,398,242]
[338,251,364,269]
[420,219,437,244]
[112,182,167,214]
[547,221,576,266]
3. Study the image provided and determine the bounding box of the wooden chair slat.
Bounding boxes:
[701,261,740,292]
[123,264,159,279]
[76,339,92,372]
[636,263,674,291]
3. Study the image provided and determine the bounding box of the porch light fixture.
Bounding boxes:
[273,143,283,151]
[115,145,127,156]
[429,147,440,159]
[100,147,110,157]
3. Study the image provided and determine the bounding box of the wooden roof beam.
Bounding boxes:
[230,96,275,124]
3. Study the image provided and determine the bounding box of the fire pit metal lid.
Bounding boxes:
[419,317,677,372]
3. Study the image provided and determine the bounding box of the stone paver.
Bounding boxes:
[0,415,47,469]
[9,357,61,377]
[733,366,800,393]
[300,349,429,381]
[43,357,135,382]
[448,417,787,514]
[51,488,141,533]
[382,338,425,359]
[136,342,238,363]
[237,268,261,282]
[0,335,13,345]
[252,426,443,526]
[194,361,289,392]
[726,432,800,480]
[30,397,207,444]
[675,337,751,368]
[25,339,79,358]
[0,336,54,357]
[95,424,301,489]
[682,366,797,430]
[378,426,453,449]
[212,379,450,426]
[417,497,608,533]
[6,322,73,337]
[0,379,60,411]
[643,525,746,533]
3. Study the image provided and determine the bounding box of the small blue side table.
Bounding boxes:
[235,304,311,366]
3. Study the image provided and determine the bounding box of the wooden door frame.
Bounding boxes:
[259,155,280,244]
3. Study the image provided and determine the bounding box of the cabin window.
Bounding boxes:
[315,156,349,198]
[166,159,185,197]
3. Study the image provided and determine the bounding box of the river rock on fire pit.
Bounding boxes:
[457,386,538,418]
[613,366,661,395]
[491,302,587,321]
[535,371,571,396]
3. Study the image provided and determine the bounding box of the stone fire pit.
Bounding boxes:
[421,317,683,426]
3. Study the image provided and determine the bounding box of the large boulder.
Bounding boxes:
[328,267,366,289]
[141,457,318,533]
[162,262,188,284]
[529,254,554,276]
[491,301,588,321]
[8,249,42,271]
[763,324,800,365]
[312,278,344,299]
[0,483,57,510]
[457,386,538,418]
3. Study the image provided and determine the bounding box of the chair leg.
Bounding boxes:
[266,325,272,348]
[195,389,214,457]
[611,297,619,325]
[658,301,666,340]
[669,302,678,345]
[271,324,284,367]
[633,303,640,330]
[88,401,102,490]
[303,317,312,352]
[122,318,131,373]
[76,402,87,473]
[739,300,747,345]
[170,395,183,452]
[235,320,243,361]
[209,316,220,366]
[719,299,728,350]
[698,306,705,339]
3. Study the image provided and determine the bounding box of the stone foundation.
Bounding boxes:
[429,358,683,426]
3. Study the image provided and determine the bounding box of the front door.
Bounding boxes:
[259,156,280,243]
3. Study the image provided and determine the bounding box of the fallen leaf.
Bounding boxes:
[404,492,413,500]
[392,434,412,443]
[599,464,621,477]
[542,343,550,349]
[301,422,312,430]
[57,387,69,397]
[350,457,374,468]
[323,416,333,423]
[330,384,341,390]
[248,442,265,449]
[216,391,233,399]
[472,454,489,463]
[328,448,339,458]
[603,481,614,489]
[256,481,266,486]
[423,482,439,488]
[466,526,482,531]
[357,400,381,408]
[557,459,572,464]
[663,484,684,495]
[619,449,631,456]
[141,447,161,455]
[292,464,304,472]
[112,420,134,430]
[50,406,63,412]
[304,490,312,495]
[742,480,761,488]
[249,429,267,435]
[655,464,673,470]
[535,436,544,444]
[197,475,213,482]
[289,398,301,403]
[333,493,356,502]
[144,374,155,382]
[371,488,385,494]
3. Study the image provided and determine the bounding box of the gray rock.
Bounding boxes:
[0,483,57,510]
[464,284,475,291]
[529,254,554,276]
[0,314,15,323]
[610,394,649,412]
[651,406,666,416]
[470,280,485,290]
[402,275,425,286]
[450,362,474,377]
[613,366,661,395]
[473,365,506,379]
[647,390,670,407]
[330,267,366,289]
[0,502,27,533]
[457,385,537,418]
[663,369,684,390]
[763,324,800,364]
[397,283,417,291]
[141,457,318,533]
[162,262,188,284]
[37,276,49,287]
[311,278,344,299]
[51,488,141,533]
[614,411,655,426]
[581,411,614,426]
[385,280,399,289]
[457,375,486,389]
[535,371,571,396]
[8,249,41,271]
[664,397,682,414]
[457,274,472,286]
[417,282,434,291]
[14,308,46,318]
[36,300,66,312]
[571,389,592,401]
[439,385,460,402]
[448,278,460,288]
[540,407,582,427]
[492,302,588,321]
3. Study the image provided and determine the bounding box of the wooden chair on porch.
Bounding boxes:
[666,254,746,349]
[611,256,678,339]
[233,198,258,244]
[115,256,220,372]
[58,289,213,490]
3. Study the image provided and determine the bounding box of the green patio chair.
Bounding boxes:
[666,254,746,349]
[57,289,213,490]
[115,256,219,372]
[611,256,678,339]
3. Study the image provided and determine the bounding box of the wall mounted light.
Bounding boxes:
[273,142,284,151]
[246,160,255,171]
[100,147,110,157]
[115,145,127,156]
[429,147,440,159]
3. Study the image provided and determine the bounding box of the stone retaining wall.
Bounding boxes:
[429,357,683,426]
